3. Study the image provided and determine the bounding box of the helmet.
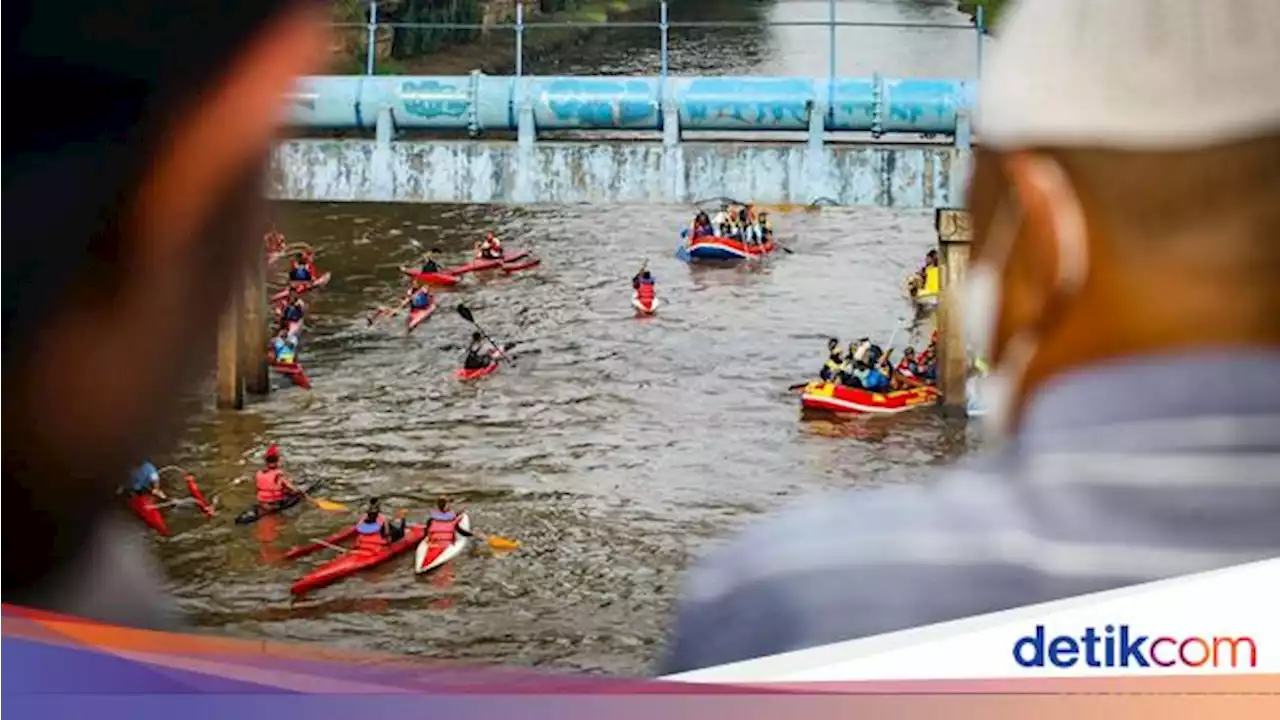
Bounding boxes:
[264,444,281,462]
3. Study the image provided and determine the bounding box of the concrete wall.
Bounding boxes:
[269,138,968,207]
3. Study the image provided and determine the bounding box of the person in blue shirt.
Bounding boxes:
[129,462,165,499]
[270,327,297,365]
[281,291,306,324]
[407,286,432,311]
[287,251,312,282]
[863,359,892,392]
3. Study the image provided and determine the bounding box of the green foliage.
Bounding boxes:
[958,0,1007,28]
[390,0,484,59]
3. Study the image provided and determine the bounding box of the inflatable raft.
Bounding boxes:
[800,381,940,415]
[683,234,776,262]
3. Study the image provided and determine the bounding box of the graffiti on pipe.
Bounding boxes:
[539,79,656,127]
[400,80,471,120]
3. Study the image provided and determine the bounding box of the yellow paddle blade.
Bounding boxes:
[311,498,349,512]
[487,536,520,550]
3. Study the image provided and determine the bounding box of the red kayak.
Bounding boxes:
[632,293,659,315]
[400,267,461,287]
[290,525,427,596]
[455,353,501,381]
[284,525,359,560]
[271,271,331,302]
[127,493,170,536]
[272,361,312,389]
[502,256,541,273]
[407,299,438,333]
[445,250,530,276]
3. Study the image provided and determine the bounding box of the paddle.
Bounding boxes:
[285,474,348,512]
[309,538,351,554]
[456,304,515,366]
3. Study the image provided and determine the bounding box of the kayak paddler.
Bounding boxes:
[420,249,442,274]
[820,338,843,382]
[426,497,477,547]
[462,331,496,371]
[288,251,313,283]
[632,263,657,308]
[476,232,503,260]
[279,290,306,327]
[254,445,300,509]
[128,461,166,499]
[270,327,298,365]
[400,284,433,312]
[631,263,656,290]
[353,498,408,551]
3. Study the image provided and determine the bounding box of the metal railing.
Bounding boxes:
[339,0,988,80]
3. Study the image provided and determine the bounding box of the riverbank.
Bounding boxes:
[957,0,1007,28]
[336,0,662,76]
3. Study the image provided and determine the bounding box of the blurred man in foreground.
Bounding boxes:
[3,1,328,624]
[664,0,1280,675]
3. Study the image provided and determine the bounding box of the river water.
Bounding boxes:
[155,0,983,676]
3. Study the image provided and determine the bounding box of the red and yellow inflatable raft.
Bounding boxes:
[800,381,940,415]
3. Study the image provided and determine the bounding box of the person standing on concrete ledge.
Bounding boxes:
[662,0,1280,676]
[3,0,329,626]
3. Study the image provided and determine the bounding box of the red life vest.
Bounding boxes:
[354,515,388,551]
[636,283,656,303]
[427,514,461,545]
[254,469,287,504]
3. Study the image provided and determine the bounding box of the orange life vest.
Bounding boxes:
[427,514,461,545]
[354,515,389,551]
[254,469,286,504]
[636,283,656,303]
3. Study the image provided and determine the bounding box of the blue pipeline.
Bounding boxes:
[288,75,976,136]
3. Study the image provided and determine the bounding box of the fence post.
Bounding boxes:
[975,5,985,80]
[515,1,524,79]
[365,0,378,76]
[827,0,836,109]
[660,1,669,83]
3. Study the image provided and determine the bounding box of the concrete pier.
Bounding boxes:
[216,294,244,410]
[935,208,972,413]
[217,249,270,409]
[241,251,270,396]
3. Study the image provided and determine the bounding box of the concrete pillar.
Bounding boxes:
[217,293,244,409]
[241,248,270,396]
[935,208,972,413]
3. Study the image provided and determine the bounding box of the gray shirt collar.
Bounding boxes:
[1016,349,1280,451]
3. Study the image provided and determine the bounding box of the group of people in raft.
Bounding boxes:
[818,332,939,393]
[253,444,480,551]
[688,202,775,246]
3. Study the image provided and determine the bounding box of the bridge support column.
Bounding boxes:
[935,208,972,414]
[240,249,270,396]
[216,293,244,409]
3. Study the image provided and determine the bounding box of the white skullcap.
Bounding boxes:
[979,0,1280,149]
